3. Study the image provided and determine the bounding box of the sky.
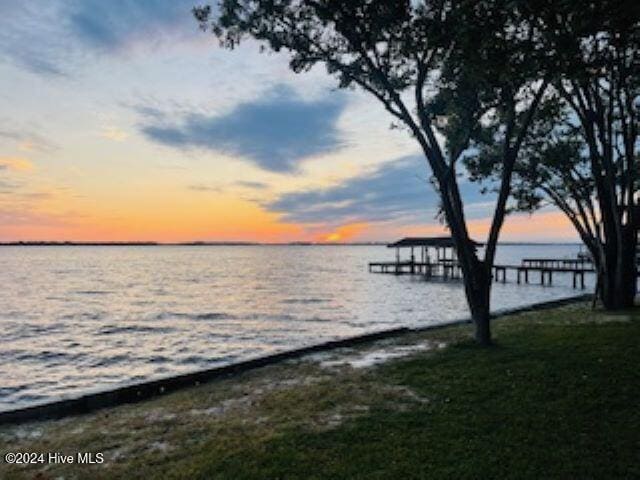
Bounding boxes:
[0,0,578,243]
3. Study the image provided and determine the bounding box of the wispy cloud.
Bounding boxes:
[140,85,347,173]
[0,179,21,193]
[236,181,269,190]
[100,126,129,142]
[0,207,75,228]
[187,183,223,193]
[0,125,59,152]
[67,0,196,52]
[0,2,73,76]
[0,0,198,77]
[266,156,492,225]
[0,156,34,172]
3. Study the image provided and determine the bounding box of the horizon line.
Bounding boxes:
[0,240,583,246]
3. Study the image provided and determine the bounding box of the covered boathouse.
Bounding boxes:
[368,236,481,278]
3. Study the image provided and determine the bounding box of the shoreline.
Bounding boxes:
[0,293,591,426]
[2,298,635,479]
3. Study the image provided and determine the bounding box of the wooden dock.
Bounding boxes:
[367,237,631,290]
[521,258,592,269]
[369,259,595,289]
[496,264,592,289]
[369,260,463,279]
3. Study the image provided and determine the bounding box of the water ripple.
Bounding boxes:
[0,244,585,412]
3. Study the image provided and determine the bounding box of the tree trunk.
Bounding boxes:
[591,226,637,309]
[612,224,637,308]
[462,259,493,345]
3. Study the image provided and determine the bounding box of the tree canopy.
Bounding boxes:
[462,0,639,308]
[194,0,638,342]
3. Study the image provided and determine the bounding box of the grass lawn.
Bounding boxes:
[1,301,638,479]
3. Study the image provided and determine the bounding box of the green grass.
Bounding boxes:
[1,302,638,479]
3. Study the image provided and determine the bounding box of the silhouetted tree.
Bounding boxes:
[464,1,639,309]
[550,1,638,309]
[194,0,551,344]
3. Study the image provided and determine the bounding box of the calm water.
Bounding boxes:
[0,244,590,411]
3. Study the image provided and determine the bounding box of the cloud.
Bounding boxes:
[0,157,34,172]
[141,86,347,173]
[0,0,197,76]
[100,126,129,142]
[19,191,54,200]
[67,0,196,51]
[0,207,73,228]
[265,156,493,225]
[187,183,223,193]
[236,181,269,190]
[0,2,74,76]
[0,179,21,193]
[0,125,59,152]
[187,180,268,194]
[10,54,66,77]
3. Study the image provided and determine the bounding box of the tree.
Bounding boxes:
[549,1,639,309]
[465,1,639,309]
[194,0,550,344]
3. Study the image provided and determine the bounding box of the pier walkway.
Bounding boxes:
[369,260,592,289]
[369,237,603,290]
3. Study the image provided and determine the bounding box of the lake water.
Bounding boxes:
[0,244,590,412]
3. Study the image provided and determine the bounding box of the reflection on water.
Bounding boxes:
[0,244,587,411]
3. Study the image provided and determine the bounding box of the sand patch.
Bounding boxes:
[313,341,446,369]
[2,426,43,441]
[144,409,177,423]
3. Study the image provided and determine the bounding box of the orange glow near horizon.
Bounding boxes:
[466,211,578,242]
[0,172,578,244]
[375,211,578,244]
[0,186,304,242]
[0,209,579,243]
[315,223,369,243]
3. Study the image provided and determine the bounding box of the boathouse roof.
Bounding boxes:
[387,236,482,248]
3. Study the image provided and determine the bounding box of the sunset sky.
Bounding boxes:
[0,0,578,243]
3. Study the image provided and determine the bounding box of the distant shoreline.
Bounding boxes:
[0,241,581,247]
